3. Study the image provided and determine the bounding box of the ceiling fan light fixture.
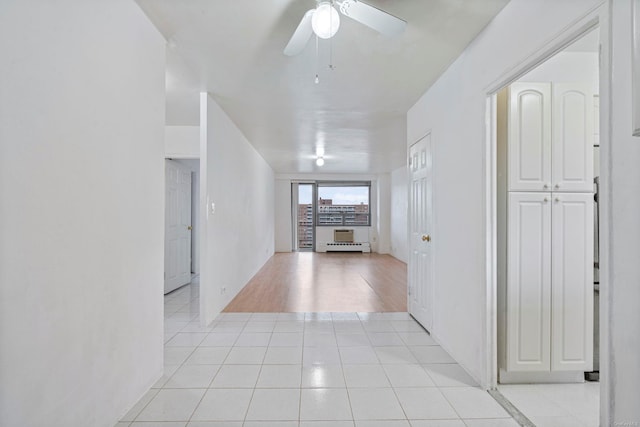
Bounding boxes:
[316,157,325,166]
[312,1,340,39]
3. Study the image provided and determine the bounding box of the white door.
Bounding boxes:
[165,160,192,294]
[551,193,594,371]
[508,83,552,192]
[552,83,594,192]
[408,134,433,331]
[506,192,552,372]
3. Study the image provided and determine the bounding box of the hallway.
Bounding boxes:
[118,279,516,426]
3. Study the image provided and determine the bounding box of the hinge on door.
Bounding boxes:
[408,286,412,296]
[408,157,412,166]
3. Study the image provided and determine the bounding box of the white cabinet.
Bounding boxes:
[508,83,593,193]
[506,192,594,373]
[506,192,552,372]
[504,81,595,377]
[551,193,594,371]
[552,84,594,192]
[508,83,552,192]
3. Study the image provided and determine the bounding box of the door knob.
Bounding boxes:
[422,235,431,242]
[187,226,192,231]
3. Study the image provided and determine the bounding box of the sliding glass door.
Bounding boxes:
[292,183,315,251]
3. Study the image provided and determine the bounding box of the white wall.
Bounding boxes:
[376,174,392,254]
[407,0,603,388]
[605,0,640,422]
[390,166,409,263]
[165,125,200,158]
[518,51,599,93]
[0,1,165,426]
[274,174,389,253]
[200,93,275,325]
[275,179,293,252]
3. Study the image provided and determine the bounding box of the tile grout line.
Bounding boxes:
[241,313,275,424]
[185,328,235,424]
[336,314,357,423]
[182,317,230,425]
[185,315,245,424]
[298,317,306,426]
[134,320,200,421]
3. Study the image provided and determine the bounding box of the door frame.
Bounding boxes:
[482,4,609,421]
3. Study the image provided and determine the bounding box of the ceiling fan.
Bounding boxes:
[284,0,407,56]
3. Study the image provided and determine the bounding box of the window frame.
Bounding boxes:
[315,181,372,227]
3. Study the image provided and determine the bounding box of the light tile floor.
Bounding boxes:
[499,382,600,427]
[119,282,519,427]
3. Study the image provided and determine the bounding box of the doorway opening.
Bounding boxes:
[488,25,601,426]
[164,158,200,294]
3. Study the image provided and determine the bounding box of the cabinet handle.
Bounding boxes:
[543,184,549,190]
[555,197,560,203]
[555,184,560,189]
[544,197,548,203]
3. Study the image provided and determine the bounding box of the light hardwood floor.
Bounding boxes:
[223,252,408,313]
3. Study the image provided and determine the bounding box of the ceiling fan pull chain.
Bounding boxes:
[315,34,320,84]
[329,1,334,70]
[329,30,334,70]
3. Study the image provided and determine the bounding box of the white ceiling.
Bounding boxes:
[136,0,510,174]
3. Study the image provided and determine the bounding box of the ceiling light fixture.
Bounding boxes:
[312,1,340,39]
[316,157,325,166]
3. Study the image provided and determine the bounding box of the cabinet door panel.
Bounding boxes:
[551,193,594,371]
[507,192,552,371]
[508,83,552,191]
[552,83,594,192]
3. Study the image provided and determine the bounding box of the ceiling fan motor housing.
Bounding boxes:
[312,1,341,39]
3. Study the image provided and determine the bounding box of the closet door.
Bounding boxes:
[508,83,552,192]
[165,160,193,294]
[408,134,434,331]
[551,193,594,371]
[552,83,594,192]
[506,192,552,372]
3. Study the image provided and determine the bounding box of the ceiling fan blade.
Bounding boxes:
[338,0,406,37]
[284,9,315,56]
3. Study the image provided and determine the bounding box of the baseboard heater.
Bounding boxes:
[324,242,371,252]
